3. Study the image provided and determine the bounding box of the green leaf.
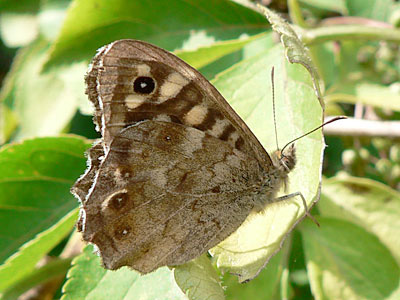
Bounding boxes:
[174,254,225,300]
[1,255,73,299]
[0,0,40,13]
[62,246,187,300]
[0,209,77,292]
[321,40,400,111]
[0,136,89,290]
[320,176,400,264]
[223,241,290,300]
[44,0,268,69]
[327,82,400,112]
[300,217,400,300]
[175,32,269,70]
[259,6,324,108]
[209,44,323,282]
[198,32,275,80]
[0,38,87,140]
[308,43,337,90]
[299,0,348,14]
[0,104,18,144]
[345,0,395,21]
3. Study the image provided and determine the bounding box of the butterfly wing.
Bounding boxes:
[80,120,263,273]
[85,39,273,170]
[71,140,104,231]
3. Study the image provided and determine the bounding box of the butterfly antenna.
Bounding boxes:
[281,116,347,154]
[271,67,279,151]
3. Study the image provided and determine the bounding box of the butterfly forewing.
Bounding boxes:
[85,40,272,168]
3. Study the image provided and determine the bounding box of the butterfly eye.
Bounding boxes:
[133,76,155,94]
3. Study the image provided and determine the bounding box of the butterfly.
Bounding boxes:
[72,39,303,274]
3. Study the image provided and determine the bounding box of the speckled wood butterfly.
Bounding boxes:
[71,39,305,274]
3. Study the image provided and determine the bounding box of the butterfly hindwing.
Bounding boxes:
[81,120,261,273]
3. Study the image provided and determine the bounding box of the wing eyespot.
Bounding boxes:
[108,191,128,210]
[133,76,155,94]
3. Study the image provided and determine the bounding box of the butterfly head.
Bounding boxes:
[279,143,296,171]
[271,143,296,175]
[268,143,296,193]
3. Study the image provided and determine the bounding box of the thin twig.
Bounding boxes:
[320,16,393,28]
[324,116,400,137]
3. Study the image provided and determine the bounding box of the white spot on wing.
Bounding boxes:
[183,127,205,154]
[136,64,151,76]
[184,104,208,125]
[125,94,147,109]
[154,114,172,122]
[228,131,240,145]
[207,118,230,138]
[158,72,189,103]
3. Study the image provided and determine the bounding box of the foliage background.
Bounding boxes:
[0,0,399,299]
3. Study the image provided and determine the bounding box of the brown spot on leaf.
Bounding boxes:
[383,197,392,203]
[343,183,371,194]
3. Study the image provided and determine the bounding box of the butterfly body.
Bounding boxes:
[72,40,296,273]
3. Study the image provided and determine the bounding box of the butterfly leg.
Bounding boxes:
[274,192,320,227]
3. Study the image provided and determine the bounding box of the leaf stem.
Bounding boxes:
[301,25,400,45]
[288,0,307,28]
